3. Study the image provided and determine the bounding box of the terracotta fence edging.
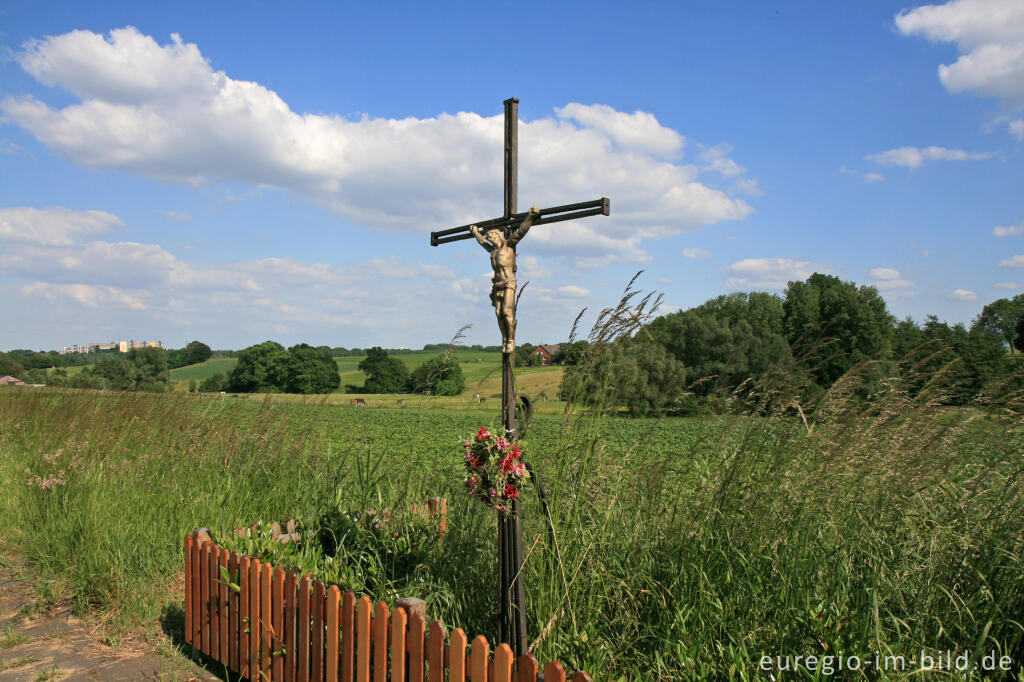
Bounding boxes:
[184,531,593,682]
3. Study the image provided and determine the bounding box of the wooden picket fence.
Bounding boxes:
[184,532,593,682]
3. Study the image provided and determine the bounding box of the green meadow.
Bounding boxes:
[1,379,1021,680]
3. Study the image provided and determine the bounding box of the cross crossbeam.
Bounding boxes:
[430,198,610,246]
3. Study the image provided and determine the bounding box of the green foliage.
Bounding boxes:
[649,292,790,396]
[358,347,410,393]
[783,273,894,387]
[0,353,26,378]
[228,341,290,392]
[562,336,686,416]
[1016,314,1024,353]
[973,294,1024,353]
[409,354,466,396]
[199,372,228,392]
[91,346,169,392]
[184,340,213,365]
[227,341,340,394]
[67,370,111,390]
[285,343,341,394]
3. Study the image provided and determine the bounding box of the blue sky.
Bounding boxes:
[1,0,1022,352]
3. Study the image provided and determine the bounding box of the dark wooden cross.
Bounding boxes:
[429,97,609,657]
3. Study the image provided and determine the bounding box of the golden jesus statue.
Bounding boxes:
[470,206,541,353]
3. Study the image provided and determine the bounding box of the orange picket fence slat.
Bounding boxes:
[391,606,407,682]
[448,628,467,682]
[355,596,371,682]
[209,544,219,662]
[427,620,445,682]
[297,575,312,682]
[312,581,326,682]
[284,570,297,682]
[273,566,285,682]
[239,555,251,678]
[326,586,340,682]
[341,591,355,682]
[250,559,262,680]
[219,548,230,666]
[470,635,488,682]
[408,612,425,682]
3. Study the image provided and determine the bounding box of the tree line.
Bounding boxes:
[560,274,1024,415]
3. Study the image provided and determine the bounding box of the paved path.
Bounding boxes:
[0,555,220,681]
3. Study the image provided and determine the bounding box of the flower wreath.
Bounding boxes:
[462,427,530,512]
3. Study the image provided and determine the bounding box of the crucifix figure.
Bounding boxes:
[470,205,540,353]
[430,97,609,658]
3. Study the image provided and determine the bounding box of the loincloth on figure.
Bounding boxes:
[490,274,516,305]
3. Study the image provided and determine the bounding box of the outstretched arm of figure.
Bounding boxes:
[509,206,541,245]
[470,225,494,251]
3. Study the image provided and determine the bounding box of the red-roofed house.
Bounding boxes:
[0,375,26,386]
[529,344,561,366]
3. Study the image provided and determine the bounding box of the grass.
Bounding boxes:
[0,655,41,671]
[1,624,27,649]
[3,276,1024,681]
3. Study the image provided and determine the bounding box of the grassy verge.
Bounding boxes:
[1,384,1022,679]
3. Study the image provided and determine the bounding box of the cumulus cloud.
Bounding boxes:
[950,288,979,299]
[839,166,886,183]
[869,267,915,296]
[0,206,122,245]
[993,281,1019,289]
[999,254,1024,267]
[19,282,149,309]
[866,146,994,168]
[700,144,745,177]
[683,247,712,259]
[1,27,756,266]
[896,0,1024,136]
[993,221,1024,237]
[725,257,833,290]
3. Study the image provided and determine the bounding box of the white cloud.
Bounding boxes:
[993,281,1019,289]
[731,177,764,196]
[1011,119,1024,140]
[0,206,122,245]
[683,247,712,259]
[896,0,1024,107]
[868,267,915,296]
[725,257,833,290]
[950,288,979,299]
[866,146,995,168]
[993,221,1024,236]
[700,143,745,177]
[160,210,191,222]
[2,27,755,266]
[999,254,1024,267]
[19,282,149,309]
[839,165,886,183]
[556,285,590,298]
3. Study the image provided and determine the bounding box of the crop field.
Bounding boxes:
[168,357,239,381]
[1,384,1021,679]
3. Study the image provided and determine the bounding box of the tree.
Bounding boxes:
[0,353,25,378]
[973,295,1024,354]
[285,344,341,394]
[783,273,894,388]
[185,340,213,365]
[91,347,169,391]
[560,337,686,416]
[409,354,466,396]
[228,341,290,392]
[648,292,790,396]
[1015,315,1024,354]
[200,373,228,392]
[358,347,410,393]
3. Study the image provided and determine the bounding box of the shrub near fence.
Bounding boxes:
[184,532,593,682]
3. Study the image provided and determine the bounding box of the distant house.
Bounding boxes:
[530,344,561,366]
[0,375,26,386]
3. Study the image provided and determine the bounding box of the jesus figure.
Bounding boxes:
[470,206,541,353]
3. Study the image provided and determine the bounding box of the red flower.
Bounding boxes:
[504,484,519,499]
[475,427,491,442]
[500,455,515,473]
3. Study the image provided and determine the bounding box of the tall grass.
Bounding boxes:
[1,307,1023,680]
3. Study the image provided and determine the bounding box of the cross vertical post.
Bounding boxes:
[429,97,610,659]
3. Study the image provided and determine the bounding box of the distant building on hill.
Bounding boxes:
[117,340,164,352]
[530,344,561,366]
[0,375,26,386]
